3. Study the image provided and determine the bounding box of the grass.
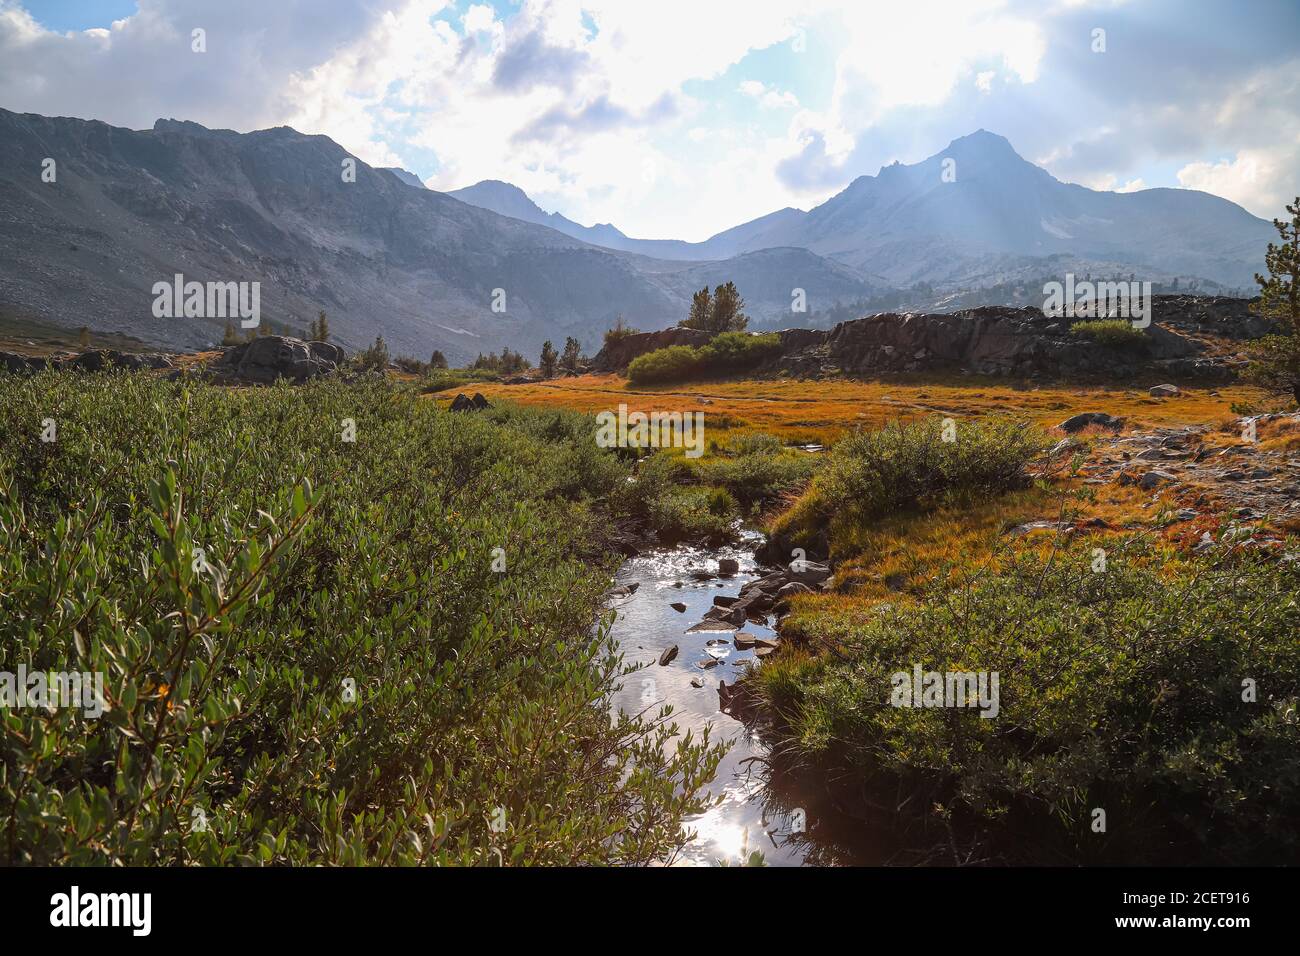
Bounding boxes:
[420,367,501,393]
[440,372,1267,446]
[1070,319,1150,348]
[0,370,724,865]
[616,431,818,544]
[765,416,1048,562]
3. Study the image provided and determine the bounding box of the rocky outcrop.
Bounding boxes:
[1,351,54,373]
[67,349,174,371]
[449,392,492,412]
[812,304,1217,379]
[766,295,1260,382]
[1,348,172,373]
[215,336,341,384]
[590,327,715,371]
[589,296,1262,382]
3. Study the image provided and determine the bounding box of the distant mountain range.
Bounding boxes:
[0,109,1272,360]
[448,130,1271,292]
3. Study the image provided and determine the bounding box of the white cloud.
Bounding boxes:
[1,0,1296,237]
[1177,143,1300,219]
[739,79,799,109]
[462,3,498,33]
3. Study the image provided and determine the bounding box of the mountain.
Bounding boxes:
[1,111,1265,360]
[447,179,713,260]
[381,167,427,189]
[0,110,883,360]
[454,131,1271,294]
[700,130,1272,291]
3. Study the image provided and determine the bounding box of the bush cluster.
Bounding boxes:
[0,372,722,865]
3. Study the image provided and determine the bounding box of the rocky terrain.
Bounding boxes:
[0,335,343,385]
[1080,414,1300,532]
[594,295,1268,383]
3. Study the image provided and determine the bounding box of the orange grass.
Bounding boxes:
[430,372,1267,444]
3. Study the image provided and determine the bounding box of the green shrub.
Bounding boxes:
[1069,319,1148,348]
[421,367,501,393]
[723,431,784,457]
[626,333,781,385]
[698,331,781,371]
[0,372,723,865]
[750,542,1300,864]
[627,345,701,385]
[690,450,817,511]
[643,485,736,544]
[770,416,1045,560]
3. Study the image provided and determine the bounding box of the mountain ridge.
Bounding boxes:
[0,108,883,360]
[449,128,1271,292]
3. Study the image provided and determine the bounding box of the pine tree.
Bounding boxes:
[221,321,241,346]
[560,336,581,372]
[1245,197,1300,405]
[677,282,748,332]
[429,350,448,369]
[539,340,558,378]
[680,287,712,330]
[710,281,749,332]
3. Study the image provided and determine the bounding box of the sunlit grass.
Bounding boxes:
[436,372,1268,444]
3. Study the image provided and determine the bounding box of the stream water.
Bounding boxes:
[607,530,877,866]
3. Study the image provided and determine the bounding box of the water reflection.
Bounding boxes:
[607,532,881,866]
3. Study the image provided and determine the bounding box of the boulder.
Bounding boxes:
[1149,383,1181,397]
[449,393,475,412]
[0,351,51,373]
[704,603,748,626]
[1058,412,1125,434]
[777,581,814,598]
[1138,470,1178,490]
[788,560,831,584]
[669,602,687,613]
[717,557,740,576]
[224,336,338,384]
[658,645,678,666]
[307,341,346,365]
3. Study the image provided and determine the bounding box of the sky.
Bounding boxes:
[2,0,1297,241]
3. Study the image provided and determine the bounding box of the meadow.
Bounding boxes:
[436,370,1300,864]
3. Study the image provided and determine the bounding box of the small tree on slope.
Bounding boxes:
[1245,197,1300,405]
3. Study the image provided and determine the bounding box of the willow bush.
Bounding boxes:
[0,371,721,865]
